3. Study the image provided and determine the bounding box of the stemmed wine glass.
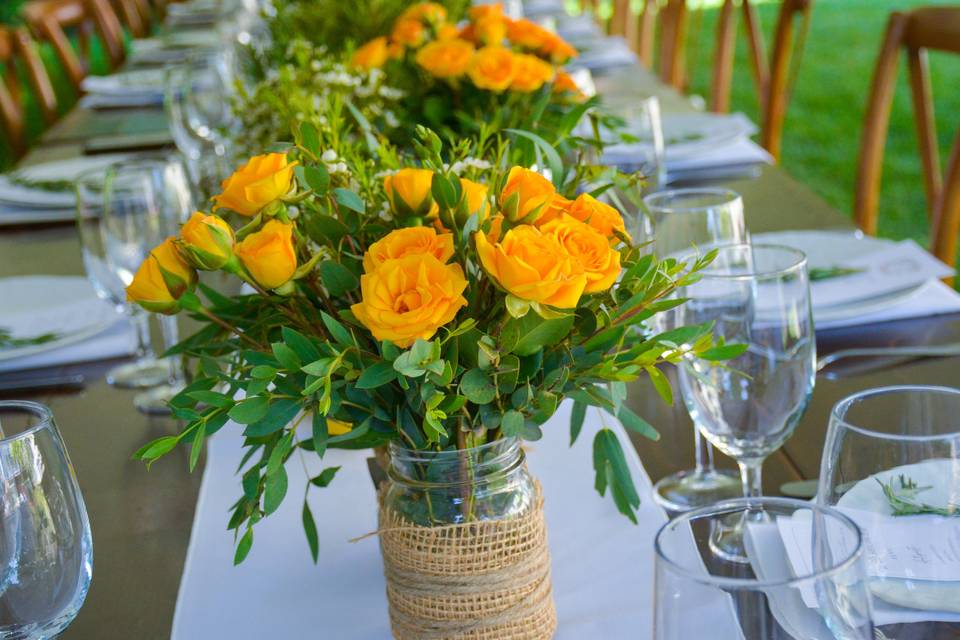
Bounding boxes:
[644,189,749,512]
[818,386,960,634]
[654,497,874,639]
[677,243,815,561]
[75,157,194,413]
[0,401,93,638]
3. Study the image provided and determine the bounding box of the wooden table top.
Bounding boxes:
[4,59,959,640]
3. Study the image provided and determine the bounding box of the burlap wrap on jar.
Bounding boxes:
[377,486,556,640]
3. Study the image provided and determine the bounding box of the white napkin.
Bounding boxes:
[79,92,165,109]
[171,402,742,639]
[556,15,603,43]
[80,69,167,97]
[567,37,638,72]
[522,0,567,17]
[0,318,135,374]
[815,278,960,330]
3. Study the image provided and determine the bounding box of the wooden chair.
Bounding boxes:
[611,0,687,84]
[23,0,126,92]
[111,0,151,38]
[0,27,59,158]
[854,7,960,267]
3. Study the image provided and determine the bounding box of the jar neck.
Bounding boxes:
[388,437,525,487]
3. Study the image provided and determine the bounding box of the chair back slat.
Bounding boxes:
[855,7,960,267]
[0,26,59,159]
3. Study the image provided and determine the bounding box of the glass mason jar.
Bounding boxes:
[382,437,536,526]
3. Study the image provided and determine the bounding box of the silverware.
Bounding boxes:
[816,344,960,372]
[0,374,86,393]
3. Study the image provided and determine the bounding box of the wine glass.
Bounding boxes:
[818,386,960,635]
[654,497,874,640]
[0,401,93,638]
[678,244,815,561]
[644,189,748,513]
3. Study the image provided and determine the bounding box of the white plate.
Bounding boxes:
[0,276,119,362]
[662,113,757,161]
[753,230,929,323]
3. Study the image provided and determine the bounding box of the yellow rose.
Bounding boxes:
[436,24,460,40]
[468,46,516,92]
[465,15,506,46]
[566,193,631,242]
[475,224,586,309]
[505,18,553,50]
[213,153,297,217]
[553,70,585,99]
[468,4,504,21]
[510,53,555,92]
[543,34,578,64]
[180,211,235,270]
[534,193,573,227]
[351,254,468,348]
[384,168,436,217]
[362,227,455,273]
[415,39,475,78]
[499,166,555,222]
[399,2,447,24]
[126,237,196,314]
[541,214,621,293]
[327,418,352,436]
[391,18,426,48]
[236,220,298,289]
[459,178,490,222]
[351,37,390,70]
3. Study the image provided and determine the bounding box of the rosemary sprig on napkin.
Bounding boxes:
[809,266,865,282]
[879,474,959,517]
[6,174,73,193]
[0,327,61,351]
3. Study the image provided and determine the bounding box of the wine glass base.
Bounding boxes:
[107,358,171,389]
[133,384,183,416]
[652,468,742,513]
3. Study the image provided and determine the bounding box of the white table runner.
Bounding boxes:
[172,402,669,639]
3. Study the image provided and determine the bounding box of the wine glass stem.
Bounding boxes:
[131,308,154,361]
[160,315,184,385]
[738,460,764,498]
[693,426,716,476]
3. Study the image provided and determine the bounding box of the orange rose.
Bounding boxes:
[415,39,476,78]
[399,2,447,24]
[468,46,516,92]
[541,214,621,293]
[566,193,631,242]
[460,178,490,222]
[235,220,298,289]
[213,153,297,217]
[469,4,504,21]
[510,53,555,92]
[505,18,554,51]
[475,224,586,309]
[179,212,235,270]
[351,254,468,347]
[362,227,455,273]
[436,24,460,40]
[392,19,426,48]
[553,70,584,98]
[543,34,578,64]
[498,166,555,222]
[126,237,197,314]
[351,37,389,69]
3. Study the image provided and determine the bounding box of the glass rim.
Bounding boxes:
[387,435,521,459]
[0,400,55,443]
[683,242,808,280]
[830,384,960,442]
[642,187,742,214]
[654,496,864,590]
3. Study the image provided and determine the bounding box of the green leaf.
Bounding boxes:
[234,528,253,565]
[301,357,334,377]
[250,365,277,380]
[503,313,574,356]
[319,261,360,298]
[321,310,354,345]
[272,342,302,371]
[263,465,288,515]
[299,122,320,155]
[244,400,301,437]
[310,466,341,487]
[189,421,206,471]
[304,213,351,244]
[302,501,319,563]
[312,413,328,457]
[616,405,660,441]
[645,365,673,405]
[570,400,587,445]
[459,368,497,404]
[501,410,525,437]
[356,362,397,389]
[505,128,564,188]
[699,343,749,361]
[229,396,270,424]
[431,173,459,210]
[593,429,640,523]
[303,165,330,195]
[282,327,322,362]
[186,390,233,408]
[333,188,365,213]
[134,435,179,461]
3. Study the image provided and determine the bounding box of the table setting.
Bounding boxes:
[1,0,960,639]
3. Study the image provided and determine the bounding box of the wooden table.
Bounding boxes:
[4,61,960,639]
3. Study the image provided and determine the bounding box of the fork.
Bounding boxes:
[816,343,960,372]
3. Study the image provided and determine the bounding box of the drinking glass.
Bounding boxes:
[678,244,815,561]
[76,158,193,413]
[645,189,748,513]
[0,401,93,638]
[818,386,960,635]
[654,497,874,640]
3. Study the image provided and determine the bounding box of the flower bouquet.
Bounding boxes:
[128,127,736,636]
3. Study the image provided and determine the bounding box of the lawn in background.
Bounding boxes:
[681,0,960,250]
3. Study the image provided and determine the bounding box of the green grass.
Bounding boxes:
[682,0,960,250]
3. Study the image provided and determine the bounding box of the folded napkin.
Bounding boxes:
[556,15,603,43]
[567,36,638,72]
[79,92,165,109]
[522,0,567,17]
[0,318,135,374]
[80,69,167,97]
[666,138,773,183]
[814,278,960,330]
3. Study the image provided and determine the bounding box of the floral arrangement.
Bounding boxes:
[128,127,737,562]
[348,3,592,157]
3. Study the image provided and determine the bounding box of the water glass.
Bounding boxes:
[645,188,748,513]
[654,497,874,640]
[0,401,92,638]
[678,244,815,560]
[818,386,960,635]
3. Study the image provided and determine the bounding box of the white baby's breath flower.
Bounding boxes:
[321,149,338,163]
